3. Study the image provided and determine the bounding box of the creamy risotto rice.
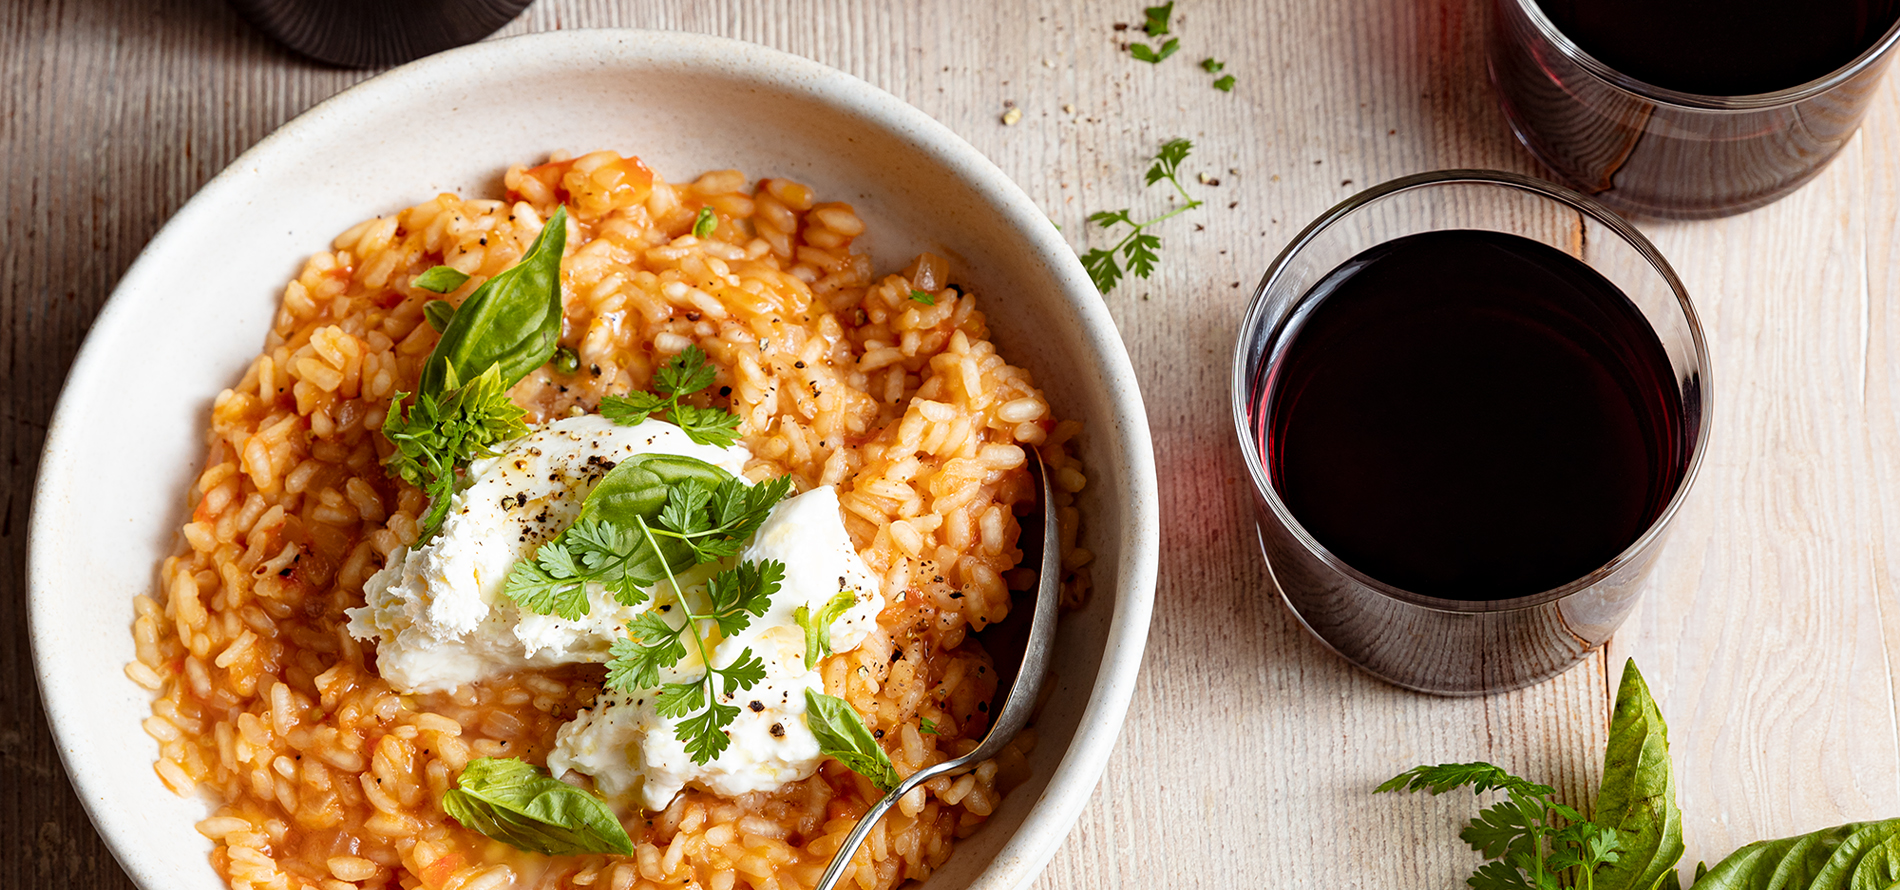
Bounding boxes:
[129,151,1089,890]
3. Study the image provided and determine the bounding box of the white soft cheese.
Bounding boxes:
[546,485,885,811]
[345,414,750,693]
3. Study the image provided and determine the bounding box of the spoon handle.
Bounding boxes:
[813,450,1059,890]
[812,758,967,890]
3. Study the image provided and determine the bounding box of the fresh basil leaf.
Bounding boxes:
[1690,821,1897,890]
[1812,820,1900,889]
[415,265,471,294]
[796,589,858,666]
[440,757,633,856]
[1595,660,1685,890]
[418,205,569,399]
[575,454,729,528]
[580,454,730,582]
[423,299,457,333]
[1853,833,1900,888]
[804,689,899,791]
[908,289,935,306]
[692,206,718,239]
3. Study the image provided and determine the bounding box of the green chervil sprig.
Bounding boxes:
[599,346,744,448]
[383,364,529,535]
[1128,3,1179,62]
[503,465,791,621]
[606,555,783,764]
[1081,138,1204,295]
[1381,763,1625,890]
[503,447,795,765]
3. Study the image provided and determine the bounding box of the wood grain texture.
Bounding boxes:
[1,0,1893,888]
[1605,73,1900,871]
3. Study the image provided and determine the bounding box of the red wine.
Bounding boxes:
[1491,0,1900,217]
[1536,0,1900,96]
[1257,230,1685,601]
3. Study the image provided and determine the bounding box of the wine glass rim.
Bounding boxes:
[1502,0,1900,110]
[1229,169,1714,614]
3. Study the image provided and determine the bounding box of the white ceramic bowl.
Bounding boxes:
[29,28,1156,890]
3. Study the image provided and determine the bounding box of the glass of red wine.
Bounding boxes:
[1489,0,1900,218]
[228,0,534,68]
[1230,171,1712,695]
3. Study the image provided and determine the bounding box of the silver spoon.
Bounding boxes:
[813,449,1061,890]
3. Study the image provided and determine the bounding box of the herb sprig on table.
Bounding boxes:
[1381,661,1682,890]
[1202,57,1236,91]
[1382,763,1627,890]
[1082,138,1205,295]
[383,206,569,536]
[1127,3,1179,63]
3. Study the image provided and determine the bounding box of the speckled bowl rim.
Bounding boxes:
[28,28,1158,890]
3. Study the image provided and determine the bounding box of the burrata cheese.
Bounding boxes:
[546,485,884,810]
[345,414,749,692]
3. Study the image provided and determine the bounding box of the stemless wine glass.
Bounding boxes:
[1488,0,1900,219]
[229,0,535,68]
[1230,170,1712,695]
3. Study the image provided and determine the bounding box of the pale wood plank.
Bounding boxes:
[1851,40,1900,840]
[5,0,1899,888]
[1606,74,1900,872]
[1027,1,1616,885]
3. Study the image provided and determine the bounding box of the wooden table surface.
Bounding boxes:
[5,0,1898,887]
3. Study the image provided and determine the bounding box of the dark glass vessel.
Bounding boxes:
[1261,230,1685,602]
[229,0,535,69]
[1232,172,1711,695]
[1489,0,1900,218]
